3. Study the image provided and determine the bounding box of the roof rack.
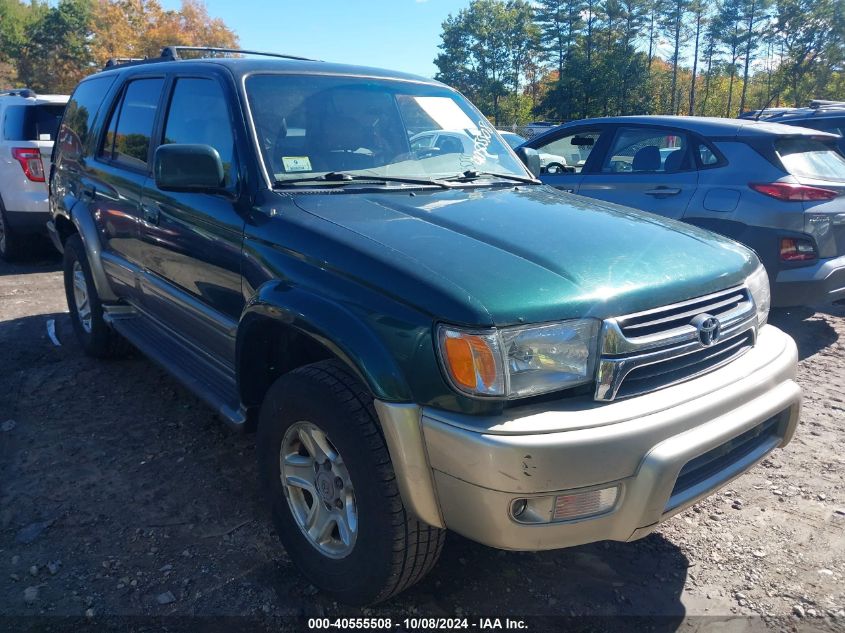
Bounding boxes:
[0,88,36,98]
[161,46,316,62]
[102,46,318,71]
[809,99,845,110]
[104,57,147,69]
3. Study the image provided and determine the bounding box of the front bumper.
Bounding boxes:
[773,254,845,307]
[388,325,799,550]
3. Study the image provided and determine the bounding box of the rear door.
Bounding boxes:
[578,125,698,219]
[88,76,166,301]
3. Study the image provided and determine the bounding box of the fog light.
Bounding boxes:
[511,498,527,518]
[552,486,619,521]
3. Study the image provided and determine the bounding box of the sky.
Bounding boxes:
[161,0,471,78]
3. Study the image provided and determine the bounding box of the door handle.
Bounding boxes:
[142,203,160,225]
[644,186,681,197]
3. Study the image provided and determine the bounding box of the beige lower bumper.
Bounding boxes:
[416,325,800,550]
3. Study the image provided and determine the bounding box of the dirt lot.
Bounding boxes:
[1,251,843,632]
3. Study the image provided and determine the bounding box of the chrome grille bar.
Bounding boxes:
[595,285,757,401]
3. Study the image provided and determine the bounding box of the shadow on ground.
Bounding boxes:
[769,306,840,360]
[0,243,61,277]
[0,311,691,626]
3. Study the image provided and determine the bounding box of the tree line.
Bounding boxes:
[0,0,237,93]
[434,0,845,124]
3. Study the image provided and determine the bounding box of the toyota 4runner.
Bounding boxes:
[48,47,802,605]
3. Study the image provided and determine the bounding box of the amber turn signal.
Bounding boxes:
[438,327,504,396]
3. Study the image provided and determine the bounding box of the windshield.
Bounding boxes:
[245,74,529,184]
[776,137,845,182]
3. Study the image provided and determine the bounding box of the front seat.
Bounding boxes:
[317,116,374,171]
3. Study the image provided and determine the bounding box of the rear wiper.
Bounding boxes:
[273,171,454,189]
[442,170,541,185]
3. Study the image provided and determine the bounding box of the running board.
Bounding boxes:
[104,307,247,430]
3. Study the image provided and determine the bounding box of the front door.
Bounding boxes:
[578,125,698,219]
[530,126,605,193]
[137,75,245,366]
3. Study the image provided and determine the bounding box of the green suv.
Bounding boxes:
[48,47,802,605]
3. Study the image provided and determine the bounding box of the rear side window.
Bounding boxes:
[3,104,65,141]
[161,77,238,187]
[698,143,720,166]
[58,75,116,160]
[776,137,845,181]
[100,78,164,170]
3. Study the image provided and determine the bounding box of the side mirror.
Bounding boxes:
[515,146,541,178]
[154,144,225,192]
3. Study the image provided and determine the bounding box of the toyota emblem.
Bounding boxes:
[691,313,721,346]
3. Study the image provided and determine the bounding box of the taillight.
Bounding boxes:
[750,182,838,202]
[11,148,45,182]
[780,237,817,262]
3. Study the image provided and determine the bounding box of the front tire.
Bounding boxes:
[63,234,128,358]
[257,359,445,605]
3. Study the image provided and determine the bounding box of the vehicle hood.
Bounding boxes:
[290,185,757,326]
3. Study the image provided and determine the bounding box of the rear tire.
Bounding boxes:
[0,205,22,262]
[63,234,129,358]
[257,359,445,605]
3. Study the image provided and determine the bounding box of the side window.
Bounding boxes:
[161,77,237,187]
[100,78,164,170]
[535,129,601,174]
[410,133,434,151]
[698,142,720,167]
[603,127,689,174]
[57,75,116,162]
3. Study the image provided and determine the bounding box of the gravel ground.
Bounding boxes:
[0,252,843,632]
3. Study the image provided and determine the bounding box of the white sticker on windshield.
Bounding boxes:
[282,156,312,172]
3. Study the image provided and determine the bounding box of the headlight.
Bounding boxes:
[746,264,771,327]
[437,319,600,398]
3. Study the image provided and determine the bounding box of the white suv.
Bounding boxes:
[0,89,68,260]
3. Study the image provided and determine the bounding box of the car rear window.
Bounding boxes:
[3,104,66,141]
[776,137,845,181]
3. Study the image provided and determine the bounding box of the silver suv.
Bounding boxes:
[0,89,68,260]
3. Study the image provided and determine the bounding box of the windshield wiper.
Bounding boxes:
[442,170,540,185]
[273,171,454,189]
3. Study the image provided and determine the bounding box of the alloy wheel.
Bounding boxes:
[280,421,358,558]
[72,260,92,333]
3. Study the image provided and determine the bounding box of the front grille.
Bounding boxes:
[615,331,754,399]
[595,285,757,401]
[618,287,748,339]
[665,413,784,512]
